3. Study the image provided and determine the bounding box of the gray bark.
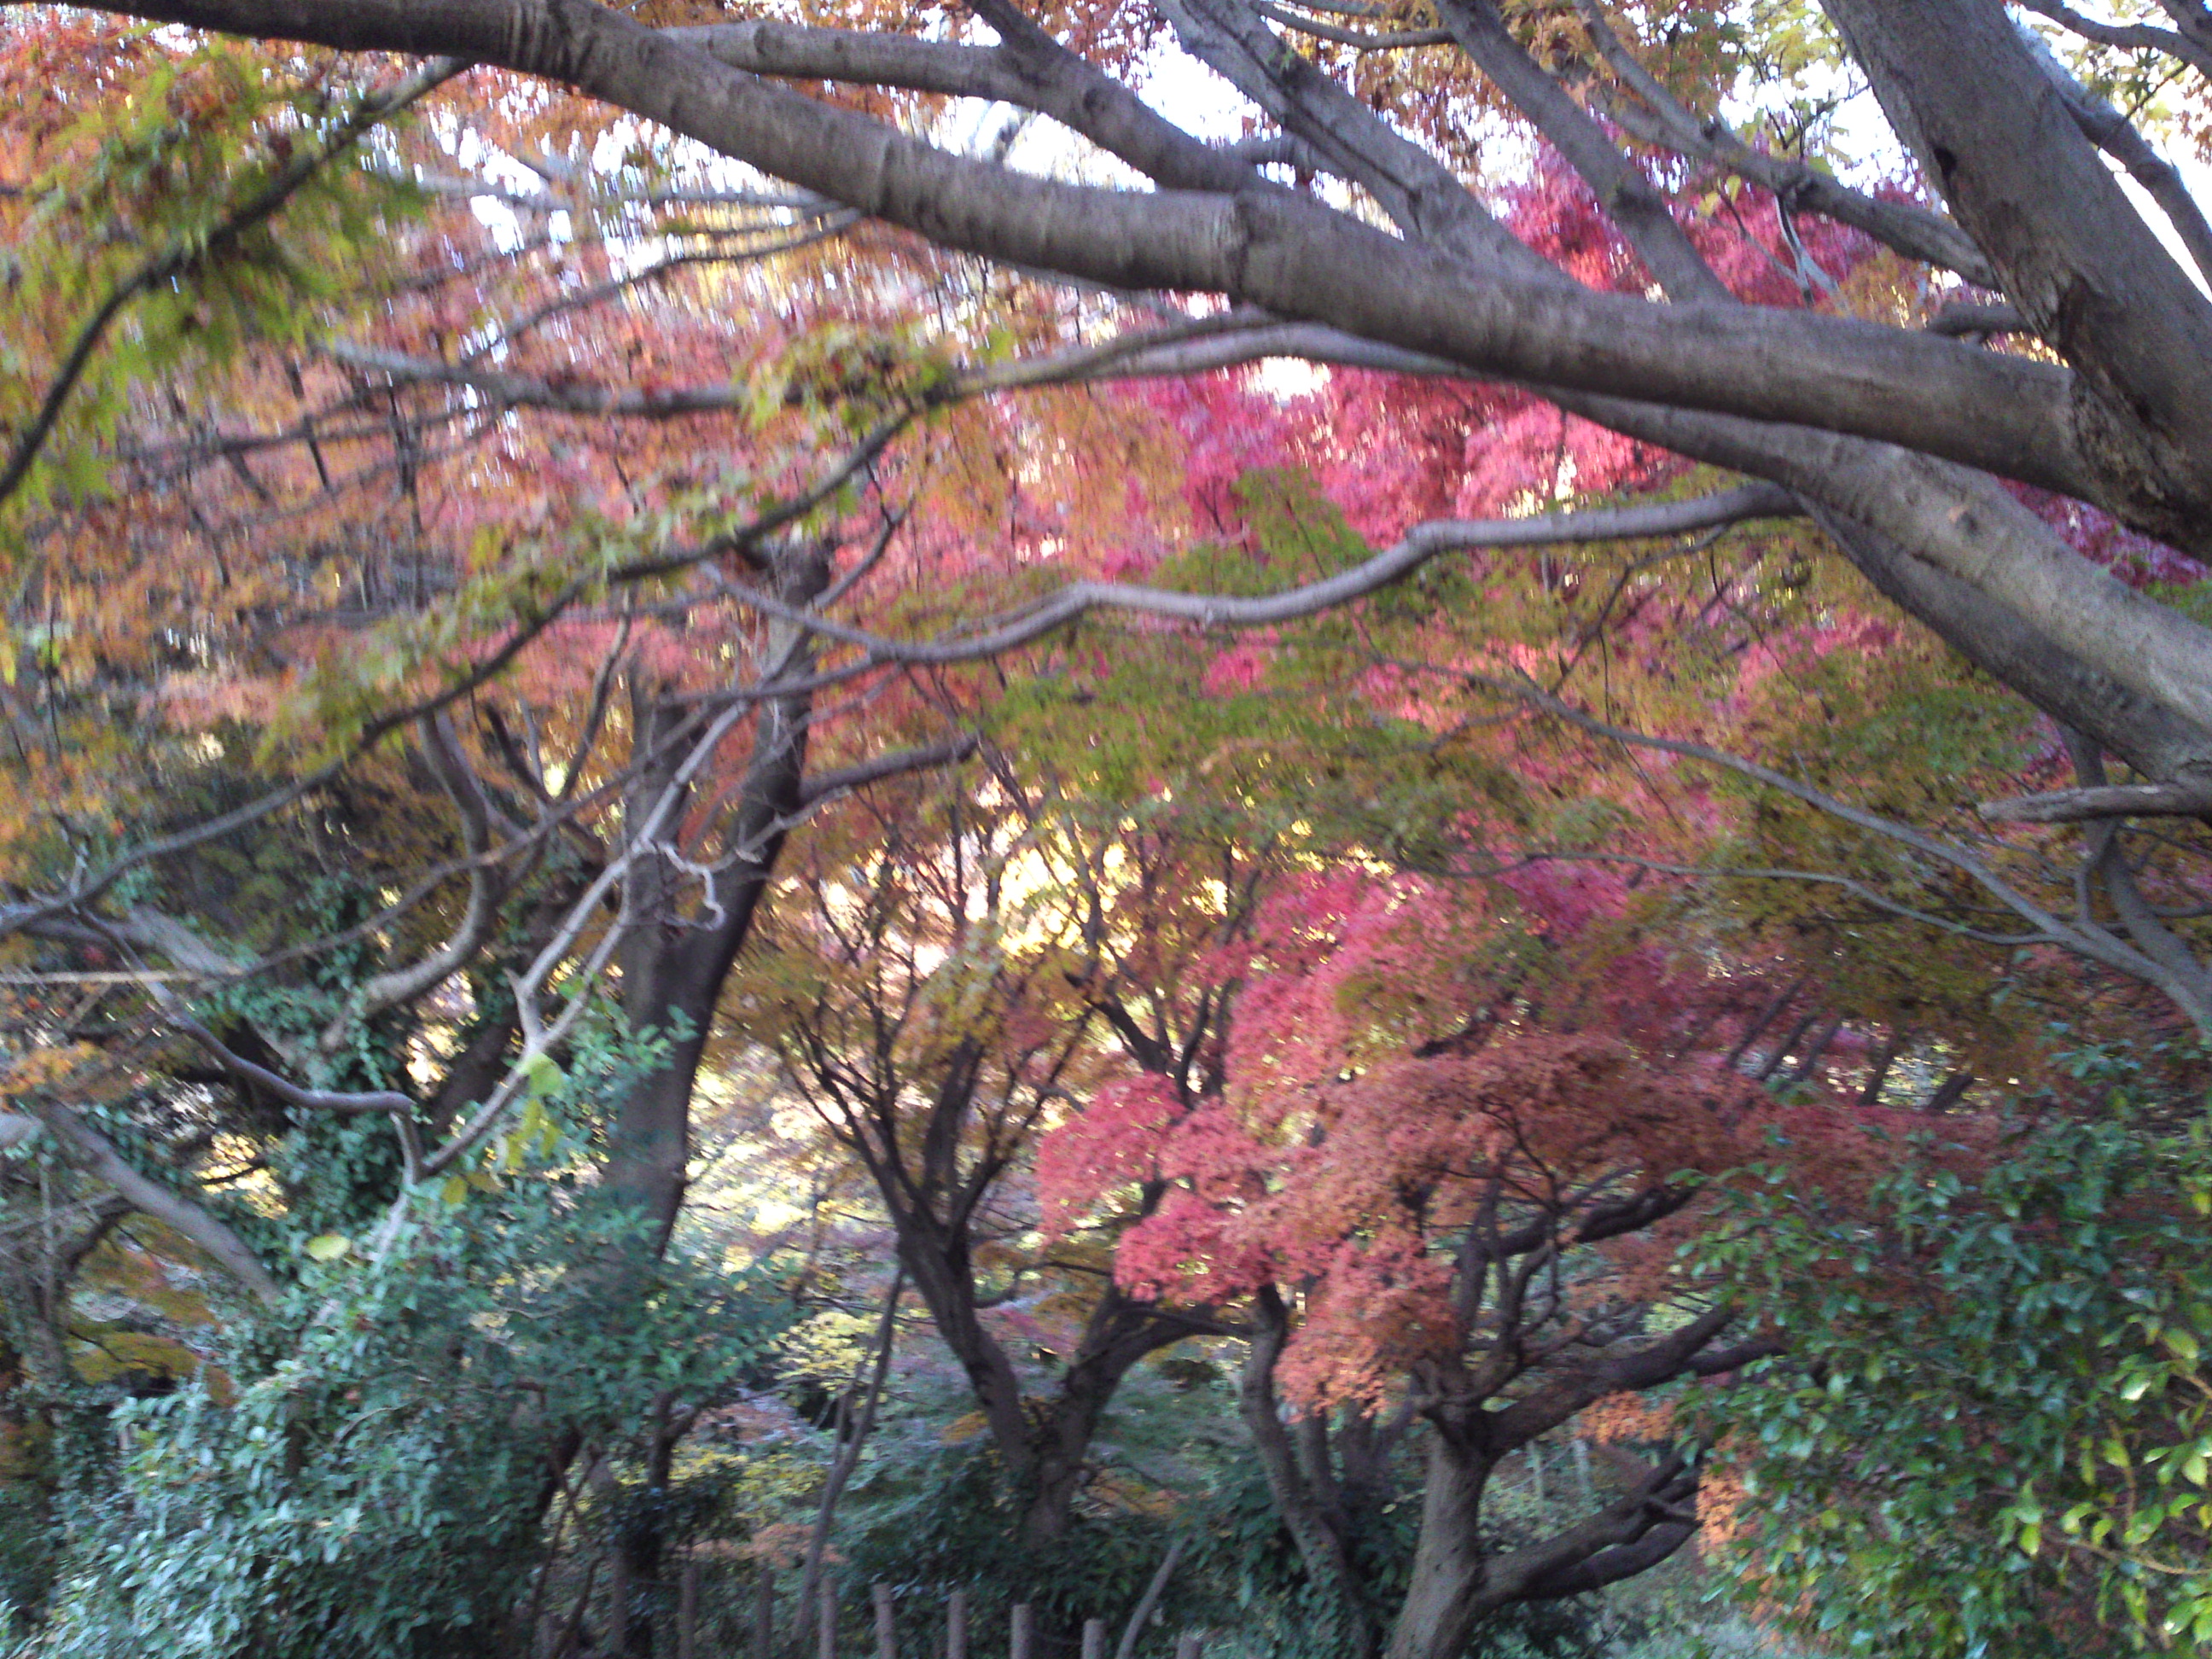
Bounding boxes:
[1825,0,2212,548]
[1238,1288,1373,1658]
[602,541,830,1253]
[38,0,2212,792]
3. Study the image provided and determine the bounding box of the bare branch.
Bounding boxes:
[2016,20,2212,288]
[795,734,981,809]
[1980,781,2212,824]
[713,482,1802,665]
[1115,1539,1189,1659]
[323,343,757,417]
[1259,3,1452,49]
[2019,0,2212,80]
[167,1012,416,1118]
[1498,678,2212,1033]
[322,713,512,1047]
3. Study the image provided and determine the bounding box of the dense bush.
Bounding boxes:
[1700,1063,2212,1656]
[32,1183,785,1659]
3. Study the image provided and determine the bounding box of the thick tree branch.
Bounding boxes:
[1241,1286,1373,1655]
[795,734,980,809]
[1829,0,2212,544]
[21,1098,281,1304]
[323,713,512,1047]
[1437,0,1730,305]
[671,9,1270,198]
[1487,1304,1733,1448]
[168,1012,416,1119]
[1508,1516,1698,1601]
[1980,781,2212,824]
[26,0,2101,503]
[1574,0,1999,286]
[2017,0,2212,80]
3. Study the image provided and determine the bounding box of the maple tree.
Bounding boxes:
[963,415,2198,1654]
[1,3,2210,1656]
[754,765,1269,1554]
[1039,850,1790,1659]
[17,0,2208,839]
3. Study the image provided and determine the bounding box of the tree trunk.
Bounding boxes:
[859,1048,1203,1551]
[576,542,835,1641]
[1237,1288,1374,1657]
[1015,1288,1186,1547]
[890,1208,1156,1551]
[603,543,830,1257]
[1382,1423,1493,1659]
[799,1273,902,1634]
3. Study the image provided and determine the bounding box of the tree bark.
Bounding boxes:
[602,540,832,1258]
[1382,1417,1492,1659]
[1825,0,2212,547]
[1237,1287,1374,1658]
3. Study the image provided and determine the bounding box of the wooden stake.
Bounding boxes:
[819,1585,838,1659]
[1010,1602,1033,1659]
[754,1571,777,1659]
[1082,1618,1106,1659]
[875,1583,898,1659]
[1173,1632,1203,1659]
[946,1588,969,1659]
[678,1556,700,1659]
[607,1545,632,1659]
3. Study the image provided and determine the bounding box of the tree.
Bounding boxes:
[757,767,1254,1553]
[1044,848,1840,1659]
[1696,1060,2212,1656]
[25,0,2211,1045]
[23,0,2207,794]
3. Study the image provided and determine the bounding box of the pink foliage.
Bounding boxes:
[1042,853,1785,1406]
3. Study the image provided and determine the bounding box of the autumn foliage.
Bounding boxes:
[2,6,2210,1659]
